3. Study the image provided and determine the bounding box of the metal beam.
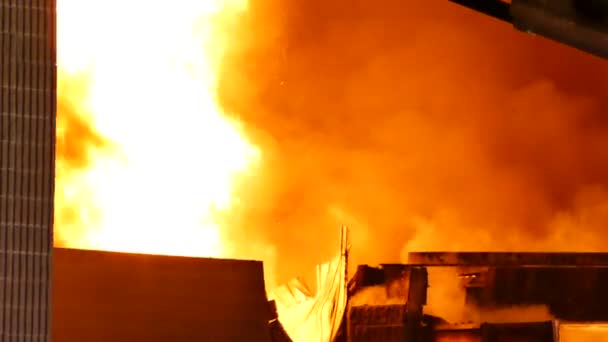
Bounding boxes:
[511,0,608,59]
[450,0,608,59]
[407,252,608,267]
[403,267,428,342]
[449,0,513,22]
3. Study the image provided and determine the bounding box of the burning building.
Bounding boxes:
[343,252,608,341]
[0,1,56,340]
[40,0,608,340]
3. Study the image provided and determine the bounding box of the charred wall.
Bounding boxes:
[480,321,554,342]
[466,267,608,321]
[0,1,56,340]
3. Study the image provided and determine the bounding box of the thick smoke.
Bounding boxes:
[54,0,608,285]
[217,0,608,282]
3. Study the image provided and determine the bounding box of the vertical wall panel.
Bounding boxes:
[0,0,55,341]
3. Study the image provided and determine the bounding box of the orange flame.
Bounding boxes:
[54,0,259,257]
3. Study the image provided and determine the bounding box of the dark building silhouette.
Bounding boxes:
[53,249,273,342]
[0,1,56,340]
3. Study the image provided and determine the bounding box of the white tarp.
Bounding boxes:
[269,252,347,342]
[271,277,313,309]
[558,323,608,342]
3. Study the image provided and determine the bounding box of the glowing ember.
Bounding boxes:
[55,0,259,257]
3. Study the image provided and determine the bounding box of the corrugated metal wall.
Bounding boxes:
[0,0,56,341]
[349,305,406,341]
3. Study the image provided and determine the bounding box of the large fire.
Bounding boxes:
[54,0,608,283]
[54,0,259,257]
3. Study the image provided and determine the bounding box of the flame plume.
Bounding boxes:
[54,0,259,257]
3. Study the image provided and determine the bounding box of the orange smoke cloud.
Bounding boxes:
[216,0,608,281]
[54,0,608,285]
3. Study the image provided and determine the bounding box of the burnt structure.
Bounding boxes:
[430,321,555,342]
[408,252,608,267]
[0,1,56,340]
[463,267,608,321]
[53,248,274,342]
[347,265,431,342]
[410,252,608,322]
[346,253,608,341]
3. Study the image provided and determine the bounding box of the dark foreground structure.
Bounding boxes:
[450,0,608,59]
[53,248,274,342]
[0,1,56,340]
[346,252,608,342]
